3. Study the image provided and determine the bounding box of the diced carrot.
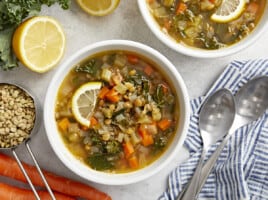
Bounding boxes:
[138,125,154,146]
[105,88,120,103]
[127,54,139,64]
[144,65,153,76]
[128,156,139,169]
[158,118,172,131]
[123,141,135,158]
[160,83,169,94]
[247,2,259,14]
[176,2,187,15]
[58,118,70,132]
[163,19,172,31]
[81,125,89,131]
[147,0,155,4]
[90,116,98,127]
[98,86,110,99]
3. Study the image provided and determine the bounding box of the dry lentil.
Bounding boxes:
[0,84,35,148]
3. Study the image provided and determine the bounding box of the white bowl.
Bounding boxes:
[138,0,268,58]
[44,40,190,185]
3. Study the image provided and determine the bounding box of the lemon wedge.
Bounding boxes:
[76,0,120,16]
[72,82,102,127]
[211,0,246,23]
[12,16,66,73]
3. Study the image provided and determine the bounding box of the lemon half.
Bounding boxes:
[76,0,120,16]
[211,0,246,23]
[12,16,66,73]
[72,82,102,127]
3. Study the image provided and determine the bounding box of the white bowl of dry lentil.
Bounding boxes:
[138,0,268,58]
[44,40,190,185]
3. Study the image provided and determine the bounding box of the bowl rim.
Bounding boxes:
[44,39,190,185]
[137,0,268,58]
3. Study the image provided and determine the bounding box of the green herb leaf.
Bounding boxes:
[75,59,99,75]
[88,154,114,171]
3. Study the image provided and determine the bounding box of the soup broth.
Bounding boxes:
[147,0,266,49]
[55,51,179,173]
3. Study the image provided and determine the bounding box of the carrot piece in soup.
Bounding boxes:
[128,156,139,169]
[58,118,70,132]
[127,54,139,64]
[176,2,187,14]
[158,119,172,131]
[144,65,153,76]
[98,86,110,99]
[247,2,259,14]
[90,116,98,127]
[138,126,154,146]
[123,141,135,158]
[105,88,120,103]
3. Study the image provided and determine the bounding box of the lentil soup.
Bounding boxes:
[147,0,266,49]
[55,51,179,173]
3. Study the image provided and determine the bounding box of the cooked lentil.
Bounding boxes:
[0,84,35,148]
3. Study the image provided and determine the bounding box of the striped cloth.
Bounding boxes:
[159,59,268,200]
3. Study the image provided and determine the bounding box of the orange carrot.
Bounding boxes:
[105,88,120,103]
[0,182,75,200]
[0,153,112,200]
[138,126,154,146]
[127,54,139,64]
[158,119,172,131]
[247,2,259,14]
[176,2,187,15]
[144,65,153,76]
[128,156,139,169]
[123,141,135,158]
[98,86,110,99]
[90,116,98,127]
[163,19,172,31]
[58,118,70,132]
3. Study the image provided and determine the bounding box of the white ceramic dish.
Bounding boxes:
[137,0,268,58]
[44,40,190,185]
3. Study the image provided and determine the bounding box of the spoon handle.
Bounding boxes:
[194,133,231,198]
[177,148,207,200]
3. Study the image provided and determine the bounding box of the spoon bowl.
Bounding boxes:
[178,89,235,200]
[196,75,268,198]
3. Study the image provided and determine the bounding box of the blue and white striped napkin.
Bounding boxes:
[159,59,268,200]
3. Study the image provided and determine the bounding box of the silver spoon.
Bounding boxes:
[195,76,268,198]
[178,88,236,200]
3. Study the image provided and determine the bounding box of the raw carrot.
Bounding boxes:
[176,2,187,15]
[58,118,70,132]
[144,65,153,76]
[123,141,135,158]
[0,182,75,200]
[105,88,120,103]
[128,156,139,169]
[158,118,172,131]
[98,86,110,99]
[127,54,139,64]
[0,153,112,200]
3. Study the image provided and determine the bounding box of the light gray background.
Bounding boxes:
[0,1,268,199]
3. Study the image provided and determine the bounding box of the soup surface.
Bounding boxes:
[147,0,266,49]
[55,51,179,173]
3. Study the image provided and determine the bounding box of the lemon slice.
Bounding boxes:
[76,0,120,16]
[211,0,246,23]
[72,82,102,127]
[12,16,66,73]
